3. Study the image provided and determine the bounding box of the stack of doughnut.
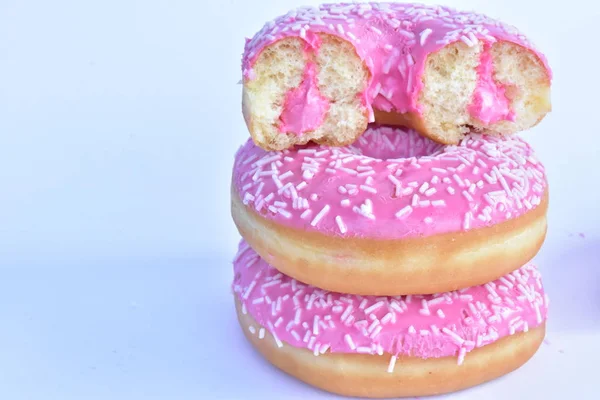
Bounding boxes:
[230,2,552,398]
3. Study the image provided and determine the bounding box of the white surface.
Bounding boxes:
[0,0,598,398]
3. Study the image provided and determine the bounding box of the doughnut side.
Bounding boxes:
[235,299,546,398]
[242,34,370,151]
[231,188,548,295]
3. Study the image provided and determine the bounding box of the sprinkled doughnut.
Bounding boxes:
[232,241,548,398]
[231,125,548,296]
[241,2,552,150]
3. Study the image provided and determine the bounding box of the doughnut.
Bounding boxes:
[231,125,548,296]
[232,241,548,398]
[241,2,552,151]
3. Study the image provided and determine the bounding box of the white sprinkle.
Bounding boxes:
[500,277,514,289]
[365,301,384,314]
[370,26,382,35]
[460,35,475,47]
[353,205,375,220]
[420,28,432,46]
[335,215,347,234]
[442,327,464,345]
[453,174,466,187]
[290,330,301,341]
[272,333,283,348]
[463,212,472,230]
[243,192,255,205]
[381,312,393,325]
[243,281,257,300]
[360,185,377,194]
[432,199,446,207]
[359,298,368,310]
[395,205,413,219]
[419,182,430,194]
[446,186,456,195]
[274,316,284,328]
[355,346,371,354]
[411,194,419,206]
[296,181,308,191]
[424,217,433,224]
[462,190,474,202]
[457,347,467,365]
[303,330,311,343]
[279,171,293,181]
[388,174,402,196]
[387,355,397,373]
[340,199,351,207]
[535,302,542,324]
[344,334,356,350]
[367,319,380,334]
[357,170,375,177]
[390,301,403,314]
[300,209,312,220]
[341,306,354,323]
[437,309,446,319]
[277,208,291,218]
[313,316,320,335]
[258,328,265,339]
[424,187,437,197]
[252,297,265,305]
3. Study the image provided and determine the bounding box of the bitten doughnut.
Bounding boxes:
[241,2,552,150]
[231,125,548,295]
[232,242,548,398]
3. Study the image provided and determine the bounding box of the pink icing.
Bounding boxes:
[469,44,515,124]
[232,125,547,239]
[279,62,330,135]
[241,3,552,129]
[233,241,549,364]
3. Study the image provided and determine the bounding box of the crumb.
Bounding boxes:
[579,232,585,238]
[543,339,551,346]
[558,349,564,354]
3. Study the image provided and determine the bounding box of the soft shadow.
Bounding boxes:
[535,238,600,332]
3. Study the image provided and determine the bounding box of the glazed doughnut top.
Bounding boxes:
[232,125,548,239]
[242,2,552,118]
[233,241,549,363]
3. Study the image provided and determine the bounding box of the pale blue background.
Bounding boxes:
[0,0,598,398]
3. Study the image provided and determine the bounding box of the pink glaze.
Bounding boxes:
[279,62,330,134]
[469,44,515,124]
[242,3,551,132]
[232,125,547,239]
[232,241,549,365]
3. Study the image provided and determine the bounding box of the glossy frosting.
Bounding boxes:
[242,2,551,128]
[232,125,547,239]
[233,241,548,365]
[279,63,330,134]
